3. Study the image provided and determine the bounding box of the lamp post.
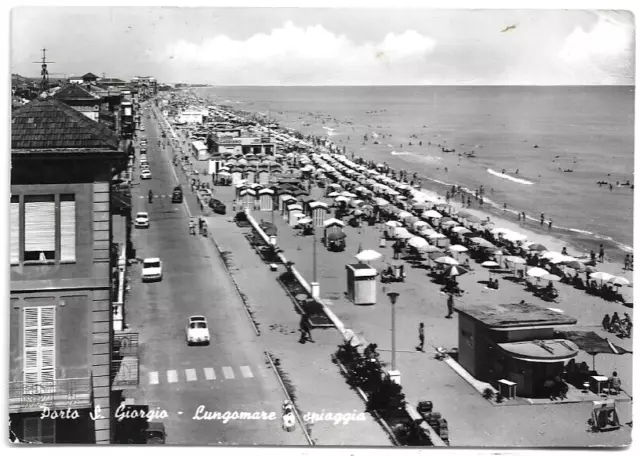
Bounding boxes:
[387,291,399,372]
[310,226,320,299]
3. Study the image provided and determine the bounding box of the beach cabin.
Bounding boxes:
[323,218,345,244]
[289,211,305,228]
[258,169,270,185]
[240,188,257,209]
[246,168,256,184]
[284,202,303,224]
[231,167,243,185]
[259,188,274,212]
[191,140,209,161]
[278,192,295,212]
[345,264,378,305]
[455,301,579,398]
[309,201,329,228]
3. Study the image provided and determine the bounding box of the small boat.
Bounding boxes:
[442,147,455,153]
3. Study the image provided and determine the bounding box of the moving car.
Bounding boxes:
[141,169,152,180]
[142,258,163,282]
[209,198,226,215]
[171,186,183,203]
[134,212,150,228]
[186,316,210,346]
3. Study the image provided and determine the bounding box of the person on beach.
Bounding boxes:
[599,244,605,263]
[548,219,553,231]
[446,293,455,319]
[561,247,568,256]
[503,203,507,212]
[417,323,425,352]
[517,212,521,221]
[540,213,545,226]
[479,196,484,207]
[624,254,631,270]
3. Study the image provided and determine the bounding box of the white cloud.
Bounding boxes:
[162,22,436,84]
[559,14,634,71]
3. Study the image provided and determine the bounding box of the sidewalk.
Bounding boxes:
[202,212,392,445]
[207,182,633,447]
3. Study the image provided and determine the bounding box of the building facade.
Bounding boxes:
[10,100,126,443]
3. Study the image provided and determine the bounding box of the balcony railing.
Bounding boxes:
[9,377,93,414]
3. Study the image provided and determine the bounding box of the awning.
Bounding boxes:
[498,339,579,363]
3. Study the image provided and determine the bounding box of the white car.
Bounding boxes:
[186,316,210,346]
[134,212,149,228]
[142,258,162,282]
[141,169,152,180]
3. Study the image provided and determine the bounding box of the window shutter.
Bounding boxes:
[10,201,19,264]
[60,198,76,262]
[24,201,55,254]
[23,306,55,385]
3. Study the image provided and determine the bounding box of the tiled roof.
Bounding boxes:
[53,83,100,101]
[11,99,120,151]
[82,72,99,79]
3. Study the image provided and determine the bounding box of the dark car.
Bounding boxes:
[209,198,226,214]
[171,186,183,203]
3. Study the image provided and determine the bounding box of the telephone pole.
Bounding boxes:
[32,48,55,93]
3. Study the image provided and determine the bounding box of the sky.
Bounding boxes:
[9,5,636,85]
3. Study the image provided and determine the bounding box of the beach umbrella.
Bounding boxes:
[297,217,313,225]
[544,274,562,282]
[585,265,598,274]
[394,227,413,239]
[375,198,390,207]
[590,271,615,282]
[386,220,403,228]
[608,276,630,287]
[335,195,350,203]
[341,191,358,198]
[563,260,585,270]
[427,232,447,240]
[328,191,341,197]
[527,243,548,252]
[428,251,447,260]
[423,210,443,219]
[466,215,482,224]
[449,245,468,253]
[413,220,430,231]
[443,265,469,277]
[503,231,527,242]
[527,267,550,278]
[491,227,512,235]
[412,203,429,211]
[435,256,460,266]
[355,249,383,262]
[441,220,459,227]
[420,245,441,254]
[481,261,500,268]
[408,237,429,249]
[353,209,364,216]
[452,226,471,234]
[398,211,413,219]
[327,231,347,241]
[404,216,419,226]
[504,256,526,265]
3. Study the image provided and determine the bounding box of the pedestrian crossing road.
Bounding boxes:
[146,364,267,386]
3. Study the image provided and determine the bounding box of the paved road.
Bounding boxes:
[123,104,307,445]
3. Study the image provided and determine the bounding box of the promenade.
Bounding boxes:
[206,177,633,447]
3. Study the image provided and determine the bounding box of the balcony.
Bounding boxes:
[111,331,139,390]
[9,376,93,414]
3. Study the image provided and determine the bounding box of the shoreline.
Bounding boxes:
[195,90,632,271]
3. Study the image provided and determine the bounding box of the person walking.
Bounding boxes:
[599,244,605,263]
[416,323,425,351]
[446,293,455,319]
[299,314,314,343]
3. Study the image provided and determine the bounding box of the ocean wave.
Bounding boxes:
[487,169,534,185]
[390,151,411,155]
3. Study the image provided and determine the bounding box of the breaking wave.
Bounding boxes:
[487,168,534,185]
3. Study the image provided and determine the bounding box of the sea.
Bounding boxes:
[195,86,635,257]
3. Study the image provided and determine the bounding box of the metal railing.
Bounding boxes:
[9,377,93,413]
[112,331,140,389]
[113,331,139,357]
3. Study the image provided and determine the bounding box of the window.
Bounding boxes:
[23,306,56,387]
[12,194,76,264]
[10,195,19,264]
[24,195,55,262]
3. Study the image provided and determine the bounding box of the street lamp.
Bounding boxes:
[387,291,399,372]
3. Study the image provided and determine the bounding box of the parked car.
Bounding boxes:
[209,198,226,215]
[142,258,163,282]
[141,169,152,180]
[134,212,150,228]
[143,422,166,444]
[186,316,210,346]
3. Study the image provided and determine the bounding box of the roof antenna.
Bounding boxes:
[32,48,55,93]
